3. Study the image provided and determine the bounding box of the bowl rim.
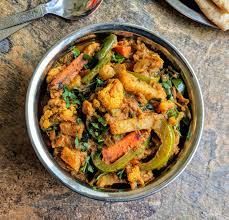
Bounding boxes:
[25,23,204,202]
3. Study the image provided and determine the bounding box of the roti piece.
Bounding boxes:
[211,0,229,12]
[195,0,229,31]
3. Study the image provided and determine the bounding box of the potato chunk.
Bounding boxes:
[97,79,124,110]
[61,147,81,171]
[96,174,125,188]
[118,70,166,100]
[109,112,164,135]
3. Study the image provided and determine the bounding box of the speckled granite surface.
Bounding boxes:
[0,0,228,219]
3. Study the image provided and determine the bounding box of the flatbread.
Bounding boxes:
[195,0,229,30]
[211,0,229,12]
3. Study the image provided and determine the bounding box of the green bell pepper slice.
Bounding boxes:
[140,120,175,171]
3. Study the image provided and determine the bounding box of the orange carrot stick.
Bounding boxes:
[114,45,131,58]
[50,53,87,88]
[102,131,148,163]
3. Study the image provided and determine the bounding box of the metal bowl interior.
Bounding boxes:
[26,23,204,202]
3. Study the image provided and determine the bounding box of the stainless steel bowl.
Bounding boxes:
[26,23,204,201]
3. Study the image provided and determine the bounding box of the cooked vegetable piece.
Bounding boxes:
[72,47,80,58]
[93,137,148,172]
[95,34,117,60]
[99,64,116,80]
[109,113,163,135]
[126,165,144,189]
[172,78,185,94]
[114,45,131,58]
[111,53,125,63]
[50,54,87,88]
[97,79,124,110]
[102,131,149,163]
[82,52,111,84]
[118,68,166,100]
[128,71,160,84]
[61,147,82,171]
[96,173,125,187]
[140,120,175,171]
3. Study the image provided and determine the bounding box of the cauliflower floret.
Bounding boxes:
[158,100,176,113]
[126,165,144,190]
[83,42,100,56]
[40,98,77,130]
[46,66,65,83]
[99,64,116,80]
[97,79,124,110]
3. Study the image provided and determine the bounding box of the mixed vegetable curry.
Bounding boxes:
[40,33,191,190]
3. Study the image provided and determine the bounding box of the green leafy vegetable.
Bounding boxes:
[111,53,125,64]
[172,78,185,94]
[44,124,59,132]
[72,47,80,58]
[117,169,125,179]
[143,103,154,111]
[167,108,179,118]
[83,54,92,61]
[86,116,108,145]
[96,78,104,87]
[162,79,173,99]
[75,135,79,147]
[62,86,81,108]
[80,156,94,173]
[98,117,107,126]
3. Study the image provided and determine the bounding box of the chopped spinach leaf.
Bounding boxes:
[167,108,179,118]
[83,54,92,61]
[172,78,185,94]
[86,116,108,145]
[62,86,82,108]
[96,77,104,87]
[162,79,173,99]
[72,47,80,58]
[75,135,79,147]
[91,122,100,129]
[144,103,154,111]
[117,169,125,179]
[111,53,125,63]
[98,117,107,126]
[80,156,94,174]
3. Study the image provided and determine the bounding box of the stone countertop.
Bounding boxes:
[0,0,228,219]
